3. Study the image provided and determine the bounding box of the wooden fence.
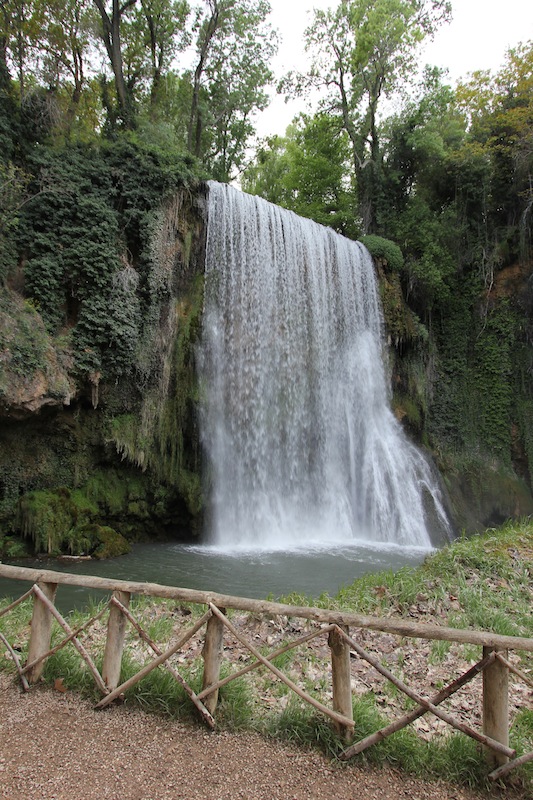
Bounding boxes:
[0,563,532,782]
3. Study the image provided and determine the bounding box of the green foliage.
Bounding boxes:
[107,267,205,520]
[243,114,357,237]
[511,707,533,782]
[296,0,452,232]
[0,597,33,675]
[16,140,198,382]
[359,235,404,271]
[0,60,20,162]
[122,658,200,718]
[471,300,517,459]
[186,0,277,181]
[15,486,130,557]
[12,465,178,556]
[0,159,28,283]
[428,281,520,465]
[394,196,456,309]
[0,293,49,382]
[42,644,103,698]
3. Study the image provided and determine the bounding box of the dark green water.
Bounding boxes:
[0,540,431,613]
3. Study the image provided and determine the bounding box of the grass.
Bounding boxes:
[1,519,532,792]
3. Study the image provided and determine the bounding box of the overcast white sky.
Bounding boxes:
[256,0,533,138]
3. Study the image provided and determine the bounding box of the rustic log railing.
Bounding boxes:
[0,563,532,781]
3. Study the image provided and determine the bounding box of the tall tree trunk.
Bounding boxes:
[187,1,219,156]
[15,1,26,99]
[335,52,368,232]
[64,46,84,137]
[93,0,137,128]
[144,9,163,114]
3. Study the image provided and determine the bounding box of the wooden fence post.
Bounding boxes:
[201,608,225,715]
[102,591,131,691]
[329,625,353,740]
[26,582,57,683]
[483,647,509,769]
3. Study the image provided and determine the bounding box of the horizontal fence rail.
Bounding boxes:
[2,564,532,651]
[0,563,532,782]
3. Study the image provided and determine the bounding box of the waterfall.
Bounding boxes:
[199,182,451,550]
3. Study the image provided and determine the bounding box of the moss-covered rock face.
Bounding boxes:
[15,488,130,558]
[0,291,76,418]
[77,524,131,560]
[442,460,533,534]
[0,400,200,558]
[377,240,533,536]
[0,141,207,558]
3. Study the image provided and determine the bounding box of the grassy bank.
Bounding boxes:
[271,519,533,790]
[1,520,532,792]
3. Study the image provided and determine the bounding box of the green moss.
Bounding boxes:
[108,414,145,467]
[127,500,150,518]
[107,271,205,522]
[0,297,48,378]
[471,300,516,461]
[69,489,99,517]
[82,524,130,559]
[439,455,533,533]
[379,270,422,346]
[0,290,71,401]
[85,470,128,516]
[392,393,422,432]
[0,533,30,559]
[178,469,202,518]
[17,489,77,555]
[12,467,171,556]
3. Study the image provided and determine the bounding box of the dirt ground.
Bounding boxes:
[0,671,521,800]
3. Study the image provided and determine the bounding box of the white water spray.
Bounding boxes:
[199,182,451,550]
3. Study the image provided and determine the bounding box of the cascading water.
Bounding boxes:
[199,182,451,550]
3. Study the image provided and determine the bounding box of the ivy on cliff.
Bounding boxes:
[15,139,199,382]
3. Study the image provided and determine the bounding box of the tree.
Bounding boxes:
[242,133,290,205]
[93,0,139,128]
[0,1,100,139]
[35,0,94,134]
[456,41,533,261]
[187,0,218,155]
[186,0,277,180]
[377,68,472,311]
[243,113,356,235]
[139,0,190,111]
[0,0,43,98]
[289,0,451,233]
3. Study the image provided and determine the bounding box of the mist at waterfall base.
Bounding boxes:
[198,182,451,565]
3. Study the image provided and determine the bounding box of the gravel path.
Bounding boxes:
[0,672,510,800]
